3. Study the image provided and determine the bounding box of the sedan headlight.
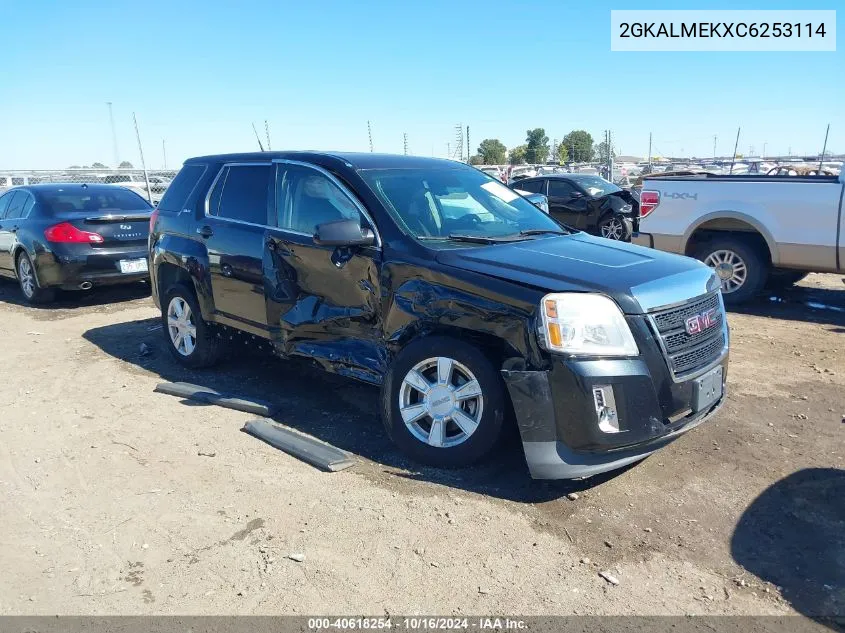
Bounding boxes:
[539,293,639,356]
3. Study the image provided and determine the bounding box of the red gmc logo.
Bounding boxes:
[685,308,718,335]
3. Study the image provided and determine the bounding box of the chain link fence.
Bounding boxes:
[0,169,179,205]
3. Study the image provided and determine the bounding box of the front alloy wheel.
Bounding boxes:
[381,336,506,468]
[167,296,197,356]
[704,249,747,294]
[399,357,484,448]
[600,216,625,240]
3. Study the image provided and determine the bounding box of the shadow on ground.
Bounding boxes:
[0,277,151,313]
[733,282,845,327]
[732,468,845,621]
[83,318,626,503]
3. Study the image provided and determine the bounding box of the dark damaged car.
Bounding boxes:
[149,153,729,479]
[514,174,639,241]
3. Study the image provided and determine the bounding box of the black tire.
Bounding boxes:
[766,270,809,289]
[161,283,223,368]
[16,252,54,304]
[380,336,507,468]
[597,214,633,242]
[693,236,768,306]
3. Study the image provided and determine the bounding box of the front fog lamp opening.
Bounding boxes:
[593,385,620,434]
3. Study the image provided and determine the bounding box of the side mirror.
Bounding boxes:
[569,191,584,199]
[313,218,375,247]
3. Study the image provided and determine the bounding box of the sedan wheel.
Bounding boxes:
[399,356,484,448]
[167,296,198,356]
[18,256,35,299]
[704,249,748,294]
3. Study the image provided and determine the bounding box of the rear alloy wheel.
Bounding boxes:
[598,214,632,241]
[16,253,54,304]
[161,283,223,368]
[381,336,506,468]
[167,296,198,357]
[695,236,768,305]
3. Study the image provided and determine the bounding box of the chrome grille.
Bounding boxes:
[650,292,726,378]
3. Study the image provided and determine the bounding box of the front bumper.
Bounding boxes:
[34,244,149,290]
[502,347,728,480]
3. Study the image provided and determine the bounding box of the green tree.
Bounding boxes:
[508,145,527,165]
[561,130,594,162]
[594,141,616,164]
[524,128,550,164]
[556,144,569,164]
[469,155,484,165]
[91,162,107,169]
[119,161,134,169]
[67,165,81,169]
[477,139,507,164]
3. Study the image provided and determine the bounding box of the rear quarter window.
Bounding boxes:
[157,164,207,213]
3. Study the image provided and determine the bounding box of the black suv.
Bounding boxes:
[514,174,638,241]
[149,152,728,479]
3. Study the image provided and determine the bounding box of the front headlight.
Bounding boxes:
[538,293,639,356]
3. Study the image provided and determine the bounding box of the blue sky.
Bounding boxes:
[1,0,841,169]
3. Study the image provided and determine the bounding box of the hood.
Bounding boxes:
[435,232,719,314]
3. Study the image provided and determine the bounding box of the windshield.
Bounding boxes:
[572,176,621,197]
[360,167,565,241]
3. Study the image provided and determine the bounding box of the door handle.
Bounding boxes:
[197,225,213,239]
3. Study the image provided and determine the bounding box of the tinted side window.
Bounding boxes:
[158,164,206,212]
[548,180,577,198]
[8,192,35,219]
[209,165,272,225]
[0,191,14,218]
[276,164,363,234]
[516,179,544,194]
[3,192,23,219]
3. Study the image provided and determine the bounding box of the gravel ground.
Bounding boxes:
[0,274,842,619]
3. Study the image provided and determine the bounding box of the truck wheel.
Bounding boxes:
[380,336,506,468]
[598,214,632,241]
[161,283,223,368]
[694,237,768,305]
[16,252,54,304]
[766,270,809,289]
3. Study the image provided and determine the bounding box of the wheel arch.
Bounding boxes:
[683,211,778,265]
[152,235,214,320]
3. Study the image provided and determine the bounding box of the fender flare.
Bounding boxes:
[682,210,780,265]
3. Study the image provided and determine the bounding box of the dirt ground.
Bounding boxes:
[0,274,842,619]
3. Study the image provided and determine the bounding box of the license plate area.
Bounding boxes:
[118,258,148,274]
[692,366,723,412]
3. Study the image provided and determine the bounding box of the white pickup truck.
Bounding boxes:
[633,172,845,304]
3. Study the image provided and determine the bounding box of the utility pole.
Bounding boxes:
[818,123,830,171]
[106,102,119,168]
[403,133,408,156]
[367,120,374,152]
[466,126,470,163]
[265,120,272,151]
[447,142,451,159]
[132,112,153,204]
[647,132,653,168]
[252,123,264,151]
[762,142,767,159]
[162,139,167,170]
[713,135,717,161]
[729,127,741,174]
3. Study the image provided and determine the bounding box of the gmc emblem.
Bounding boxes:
[685,308,718,335]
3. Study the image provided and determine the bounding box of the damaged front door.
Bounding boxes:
[264,161,384,383]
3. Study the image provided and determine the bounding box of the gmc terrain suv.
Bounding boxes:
[149,152,729,479]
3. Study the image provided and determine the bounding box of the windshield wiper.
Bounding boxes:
[446,233,526,244]
[518,229,570,236]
